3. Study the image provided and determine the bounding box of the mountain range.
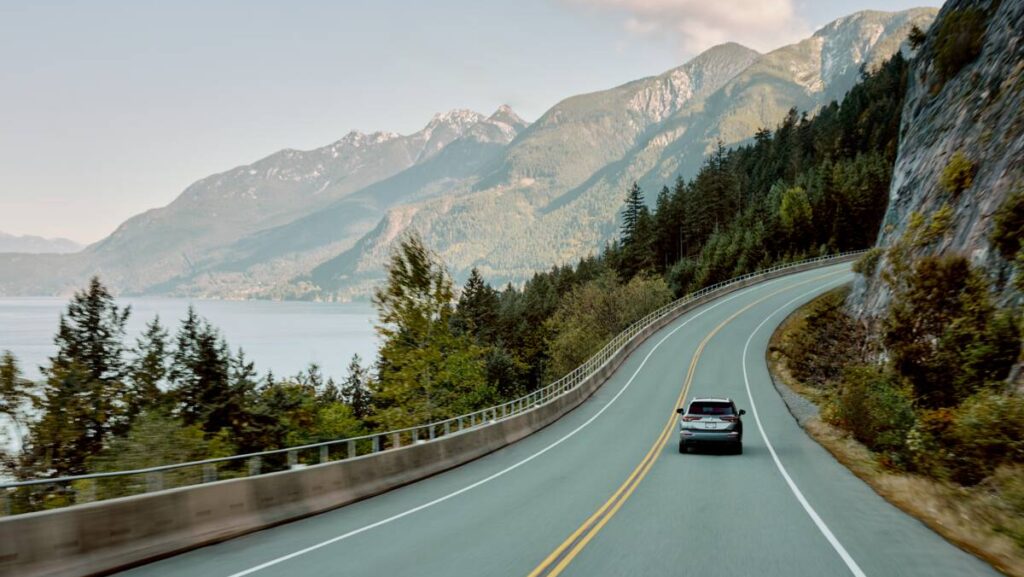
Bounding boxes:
[0,232,81,255]
[0,8,937,299]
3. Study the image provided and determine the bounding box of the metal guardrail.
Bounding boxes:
[0,251,863,515]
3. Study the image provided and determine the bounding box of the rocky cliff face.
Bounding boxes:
[849,0,1024,319]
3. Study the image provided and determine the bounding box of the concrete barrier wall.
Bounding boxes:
[0,256,855,577]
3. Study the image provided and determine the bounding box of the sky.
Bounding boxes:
[0,0,942,245]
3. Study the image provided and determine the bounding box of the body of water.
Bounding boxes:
[0,297,380,382]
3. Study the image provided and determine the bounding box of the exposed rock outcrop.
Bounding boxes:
[849,0,1024,319]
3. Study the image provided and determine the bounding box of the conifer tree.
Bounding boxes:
[620,182,645,246]
[340,354,372,419]
[168,308,245,435]
[0,351,31,450]
[28,277,131,475]
[452,268,500,343]
[128,315,169,417]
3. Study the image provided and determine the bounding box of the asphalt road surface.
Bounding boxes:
[120,263,997,577]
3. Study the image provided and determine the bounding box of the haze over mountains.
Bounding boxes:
[0,232,81,255]
[0,8,936,299]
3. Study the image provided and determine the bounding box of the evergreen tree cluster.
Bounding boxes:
[4,279,371,487]
[608,54,910,293]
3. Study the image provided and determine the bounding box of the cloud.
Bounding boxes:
[566,0,811,56]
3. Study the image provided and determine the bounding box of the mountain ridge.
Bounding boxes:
[0,232,82,255]
[308,8,936,298]
[0,8,938,299]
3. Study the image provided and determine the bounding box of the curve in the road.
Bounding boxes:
[527,271,849,577]
[119,264,999,577]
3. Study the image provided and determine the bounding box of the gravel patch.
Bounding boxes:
[769,372,819,426]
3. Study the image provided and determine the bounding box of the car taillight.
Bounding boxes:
[681,416,701,421]
[720,416,738,422]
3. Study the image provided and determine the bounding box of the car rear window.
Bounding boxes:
[688,401,734,416]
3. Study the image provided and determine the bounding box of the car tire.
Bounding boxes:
[678,440,687,454]
[734,443,743,455]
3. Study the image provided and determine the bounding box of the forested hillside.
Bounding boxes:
[309,11,934,299]
[613,54,907,291]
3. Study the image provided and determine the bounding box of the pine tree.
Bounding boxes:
[28,277,132,475]
[618,182,653,279]
[0,351,31,450]
[230,348,260,403]
[452,268,500,343]
[168,308,244,435]
[128,315,169,417]
[620,182,645,246]
[340,354,372,419]
[319,377,342,405]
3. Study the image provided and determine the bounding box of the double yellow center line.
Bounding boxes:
[526,271,844,577]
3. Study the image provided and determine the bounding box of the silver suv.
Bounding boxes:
[676,397,745,454]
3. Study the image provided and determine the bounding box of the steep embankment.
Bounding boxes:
[849,0,1024,317]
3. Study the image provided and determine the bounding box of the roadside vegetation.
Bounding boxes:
[0,53,911,512]
[771,201,1024,574]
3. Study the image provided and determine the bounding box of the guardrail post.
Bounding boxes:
[444,421,450,436]
[146,472,163,493]
[319,445,330,464]
[287,450,298,468]
[248,456,261,476]
[1,488,9,516]
[429,424,435,440]
[392,432,401,448]
[373,435,381,453]
[348,440,356,459]
[412,428,419,443]
[202,464,217,483]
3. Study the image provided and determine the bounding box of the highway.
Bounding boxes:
[119,263,998,577]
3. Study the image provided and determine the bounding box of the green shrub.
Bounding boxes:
[852,247,883,276]
[939,151,977,196]
[781,287,864,390]
[946,391,1024,485]
[991,188,1024,260]
[995,184,1024,286]
[883,254,1016,407]
[933,7,987,85]
[905,407,958,478]
[831,367,916,459]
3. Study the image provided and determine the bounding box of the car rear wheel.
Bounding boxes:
[678,440,687,454]
[734,443,743,455]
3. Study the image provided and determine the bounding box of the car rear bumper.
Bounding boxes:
[680,431,741,444]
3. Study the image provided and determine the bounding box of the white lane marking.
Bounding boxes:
[741,276,868,577]
[224,274,812,577]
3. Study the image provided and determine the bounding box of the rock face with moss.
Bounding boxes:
[850,0,1024,317]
